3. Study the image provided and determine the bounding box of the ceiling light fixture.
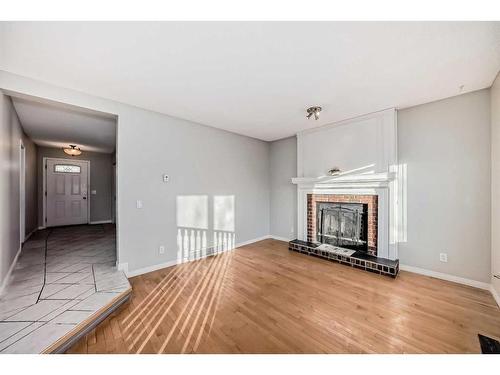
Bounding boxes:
[63,144,82,156]
[306,106,322,120]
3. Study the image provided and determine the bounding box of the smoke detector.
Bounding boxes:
[306,106,322,120]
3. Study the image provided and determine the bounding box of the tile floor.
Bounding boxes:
[0,224,131,353]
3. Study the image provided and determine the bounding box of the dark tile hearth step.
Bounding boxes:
[288,239,399,277]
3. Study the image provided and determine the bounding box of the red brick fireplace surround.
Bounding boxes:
[307,194,378,255]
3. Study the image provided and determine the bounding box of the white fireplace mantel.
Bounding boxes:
[291,171,396,189]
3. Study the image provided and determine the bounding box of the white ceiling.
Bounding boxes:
[1,22,500,141]
[11,97,116,153]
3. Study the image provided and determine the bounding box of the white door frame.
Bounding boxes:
[43,157,91,227]
[19,140,26,244]
[112,163,116,224]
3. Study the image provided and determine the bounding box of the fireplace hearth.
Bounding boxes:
[288,239,399,278]
[290,192,398,278]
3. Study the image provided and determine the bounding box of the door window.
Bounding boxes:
[54,164,81,173]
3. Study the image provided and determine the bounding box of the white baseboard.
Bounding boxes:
[269,235,292,242]
[0,245,22,297]
[23,228,37,243]
[400,264,491,290]
[117,262,128,273]
[89,220,113,225]
[235,235,271,248]
[123,235,272,278]
[490,284,500,308]
[124,260,178,278]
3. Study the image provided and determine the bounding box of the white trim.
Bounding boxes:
[38,226,46,230]
[89,220,113,225]
[122,235,272,278]
[24,228,37,242]
[269,235,292,242]
[296,132,303,177]
[19,139,26,245]
[124,260,177,278]
[0,245,22,297]
[490,284,500,308]
[400,264,491,290]
[43,157,91,227]
[117,262,128,273]
[291,172,395,187]
[235,235,271,248]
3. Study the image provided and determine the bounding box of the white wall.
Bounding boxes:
[36,147,114,225]
[0,91,37,288]
[269,136,297,240]
[0,71,270,275]
[398,89,491,283]
[491,73,500,299]
[297,109,397,178]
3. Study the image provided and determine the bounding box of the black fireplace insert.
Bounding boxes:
[316,202,368,252]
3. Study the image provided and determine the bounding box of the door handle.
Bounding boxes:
[83,197,87,200]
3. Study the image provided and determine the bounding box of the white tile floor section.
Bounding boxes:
[0,225,130,353]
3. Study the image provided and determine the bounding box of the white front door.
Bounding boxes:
[46,158,89,227]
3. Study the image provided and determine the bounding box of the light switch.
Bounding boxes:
[136,200,143,209]
[91,190,97,195]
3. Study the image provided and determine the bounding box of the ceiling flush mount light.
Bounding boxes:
[63,144,82,156]
[306,106,322,120]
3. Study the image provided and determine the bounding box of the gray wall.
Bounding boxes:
[491,73,500,296]
[269,136,297,240]
[398,89,491,282]
[117,109,270,272]
[0,92,37,288]
[37,147,113,226]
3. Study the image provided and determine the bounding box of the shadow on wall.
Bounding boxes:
[176,195,235,263]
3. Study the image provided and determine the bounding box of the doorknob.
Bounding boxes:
[83,197,87,200]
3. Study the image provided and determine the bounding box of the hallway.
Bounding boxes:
[0,225,130,353]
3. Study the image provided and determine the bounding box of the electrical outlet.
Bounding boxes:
[439,253,448,263]
[159,245,165,255]
[162,174,169,183]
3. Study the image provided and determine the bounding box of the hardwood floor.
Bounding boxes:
[66,239,500,354]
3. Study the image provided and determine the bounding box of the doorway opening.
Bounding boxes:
[8,94,118,258]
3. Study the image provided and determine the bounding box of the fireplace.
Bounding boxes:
[307,194,378,255]
[316,202,368,252]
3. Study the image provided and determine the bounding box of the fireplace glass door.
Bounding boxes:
[316,202,368,252]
